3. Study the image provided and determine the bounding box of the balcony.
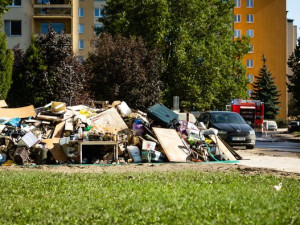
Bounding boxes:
[33,7,72,17]
[33,0,71,5]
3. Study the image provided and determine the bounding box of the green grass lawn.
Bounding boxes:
[0,170,299,224]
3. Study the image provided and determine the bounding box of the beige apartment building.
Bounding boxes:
[1,0,106,59]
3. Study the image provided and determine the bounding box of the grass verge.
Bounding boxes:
[0,170,299,224]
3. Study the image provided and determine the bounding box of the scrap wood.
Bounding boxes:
[42,138,67,162]
[0,100,8,108]
[0,105,36,118]
[153,128,189,162]
[219,138,243,160]
[208,135,236,161]
[90,107,128,132]
[52,121,66,138]
[36,113,62,122]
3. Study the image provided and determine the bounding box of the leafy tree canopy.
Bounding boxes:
[0,31,13,100]
[0,0,12,15]
[7,26,86,107]
[85,33,163,111]
[251,55,281,120]
[98,0,250,111]
[287,38,300,116]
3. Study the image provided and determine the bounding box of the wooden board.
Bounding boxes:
[0,105,36,118]
[219,138,243,160]
[0,100,8,108]
[90,108,128,132]
[208,135,236,161]
[153,128,189,162]
[42,138,67,162]
[52,121,66,138]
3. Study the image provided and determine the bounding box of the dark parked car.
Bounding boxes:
[197,111,256,149]
[288,121,300,133]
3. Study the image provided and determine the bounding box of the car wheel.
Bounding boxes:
[246,145,254,149]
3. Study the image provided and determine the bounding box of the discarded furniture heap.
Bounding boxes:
[0,100,242,166]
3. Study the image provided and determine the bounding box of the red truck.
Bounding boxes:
[230,99,264,127]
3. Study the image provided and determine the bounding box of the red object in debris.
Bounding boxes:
[231,99,264,127]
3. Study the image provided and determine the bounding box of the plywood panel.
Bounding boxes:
[153,128,188,162]
[42,138,67,162]
[0,105,36,118]
[90,108,128,132]
[209,135,236,161]
[0,100,8,108]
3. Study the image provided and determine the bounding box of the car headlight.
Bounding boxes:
[249,129,255,135]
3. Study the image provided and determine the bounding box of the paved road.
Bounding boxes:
[256,140,300,152]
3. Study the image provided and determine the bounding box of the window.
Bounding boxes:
[247,0,254,8]
[247,74,254,83]
[41,23,65,34]
[246,29,254,38]
[79,40,84,49]
[234,29,241,38]
[249,44,254,53]
[247,14,254,23]
[247,90,253,97]
[10,0,21,6]
[78,24,84,34]
[247,59,254,68]
[78,8,84,17]
[234,14,241,23]
[4,20,21,36]
[94,24,103,34]
[234,0,240,8]
[94,8,103,17]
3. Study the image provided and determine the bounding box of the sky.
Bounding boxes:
[287,0,300,38]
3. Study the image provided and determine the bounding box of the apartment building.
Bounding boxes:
[286,18,298,103]
[234,0,288,120]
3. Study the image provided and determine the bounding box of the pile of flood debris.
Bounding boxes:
[0,100,241,166]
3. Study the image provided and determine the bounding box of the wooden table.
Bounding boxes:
[78,141,119,164]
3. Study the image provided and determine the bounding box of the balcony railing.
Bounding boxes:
[33,0,71,5]
[33,7,71,16]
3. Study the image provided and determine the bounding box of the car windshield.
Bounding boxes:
[211,113,246,124]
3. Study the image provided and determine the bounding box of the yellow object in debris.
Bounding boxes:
[205,138,213,144]
[51,102,66,113]
[1,160,15,166]
[79,109,97,118]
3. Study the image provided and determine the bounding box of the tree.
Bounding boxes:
[98,0,250,111]
[0,31,13,100]
[0,0,12,15]
[85,33,162,111]
[251,55,281,120]
[8,26,86,107]
[287,38,300,116]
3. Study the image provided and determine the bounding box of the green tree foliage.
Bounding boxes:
[98,0,250,111]
[0,31,13,100]
[0,0,12,15]
[85,33,162,111]
[8,27,86,107]
[251,55,281,120]
[287,38,300,116]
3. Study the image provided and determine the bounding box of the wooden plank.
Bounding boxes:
[219,138,243,160]
[208,135,236,161]
[0,100,8,108]
[52,121,66,138]
[36,114,62,122]
[0,105,36,118]
[90,108,128,132]
[153,128,189,162]
[42,138,67,162]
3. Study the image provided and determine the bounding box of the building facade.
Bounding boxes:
[286,18,298,105]
[234,0,288,120]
